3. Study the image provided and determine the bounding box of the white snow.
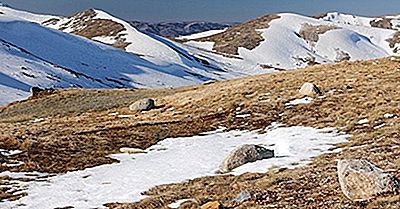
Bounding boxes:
[31,118,48,123]
[185,41,215,51]
[357,118,369,125]
[0,126,349,209]
[384,113,395,119]
[0,149,22,156]
[187,12,399,70]
[321,12,374,27]
[285,97,313,106]
[176,29,227,40]
[168,199,196,208]
[1,5,400,106]
[0,4,57,23]
[0,12,241,106]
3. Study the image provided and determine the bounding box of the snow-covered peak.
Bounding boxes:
[321,12,374,27]
[0,3,58,23]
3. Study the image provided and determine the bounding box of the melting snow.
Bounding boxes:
[168,199,196,208]
[0,126,349,209]
[384,113,395,119]
[357,118,369,125]
[285,97,313,106]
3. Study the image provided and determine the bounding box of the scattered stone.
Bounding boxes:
[201,201,223,209]
[129,98,155,111]
[232,190,253,203]
[337,159,400,201]
[119,147,146,154]
[219,144,274,173]
[299,82,323,97]
[335,49,351,62]
[30,87,45,97]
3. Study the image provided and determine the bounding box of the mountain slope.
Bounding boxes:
[43,9,226,69]
[187,12,400,70]
[0,6,242,106]
[0,57,399,208]
[0,17,236,105]
[2,4,400,106]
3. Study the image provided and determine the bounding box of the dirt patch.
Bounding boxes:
[45,9,130,50]
[370,17,393,29]
[299,23,339,43]
[1,57,400,207]
[193,15,280,55]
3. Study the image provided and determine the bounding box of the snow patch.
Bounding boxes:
[0,126,349,209]
[357,118,369,125]
[285,97,313,106]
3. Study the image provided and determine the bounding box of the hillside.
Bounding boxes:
[187,12,400,70]
[0,5,243,106]
[2,4,400,106]
[0,57,399,208]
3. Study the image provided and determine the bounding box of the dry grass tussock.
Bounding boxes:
[0,57,400,207]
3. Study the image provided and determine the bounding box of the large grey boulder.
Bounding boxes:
[129,98,155,111]
[219,144,274,173]
[299,82,322,97]
[337,159,400,201]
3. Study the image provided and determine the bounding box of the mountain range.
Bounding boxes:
[0,4,400,105]
[129,20,235,38]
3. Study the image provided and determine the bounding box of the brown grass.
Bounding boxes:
[1,57,400,207]
[193,15,280,55]
[45,9,130,50]
[370,17,393,29]
[299,23,339,43]
[387,31,400,53]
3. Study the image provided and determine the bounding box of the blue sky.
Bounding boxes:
[2,0,400,22]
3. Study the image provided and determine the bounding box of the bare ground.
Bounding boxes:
[193,15,280,55]
[0,57,400,207]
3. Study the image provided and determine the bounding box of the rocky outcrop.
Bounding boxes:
[219,144,274,173]
[337,159,400,201]
[30,87,45,97]
[299,82,323,97]
[129,99,155,112]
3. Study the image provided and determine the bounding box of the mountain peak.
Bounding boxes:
[0,2,10,7]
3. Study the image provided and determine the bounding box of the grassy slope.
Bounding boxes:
[0,57,399,208]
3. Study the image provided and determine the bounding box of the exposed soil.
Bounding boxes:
[299,23,339,43]
[193,15,280,55]
[370,17,393,29]
[1,57,400,207]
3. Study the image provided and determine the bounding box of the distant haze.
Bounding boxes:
[2,0,400,22]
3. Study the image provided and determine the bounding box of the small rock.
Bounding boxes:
[299,82,322,97]
[119,147,146,154]
[129,98,155,111]
[219,144,274,173]
[201,201,223,209]
[232,190,252,203]
[337,159,400,201]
